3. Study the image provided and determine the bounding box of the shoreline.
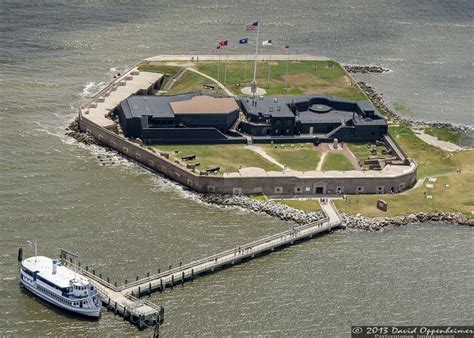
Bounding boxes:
[200,194,474,229]
[66,121,473,227]
[356,80,473,134]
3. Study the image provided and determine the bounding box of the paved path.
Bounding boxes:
[413,130,464,152]
[147,54,329,62]
[186,67,234,96]
[319,199,342,224]
[316,152,327,171]
[246,145,285,169]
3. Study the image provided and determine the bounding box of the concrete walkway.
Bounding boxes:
[319,199,342,224]
[316,152,327,171]
[413,130,463,152]
[246,145,285,169]
[147,54,330,62]
[186,67,234,96]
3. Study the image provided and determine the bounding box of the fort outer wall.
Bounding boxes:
[78,54,417,196]
[79,112,417,196]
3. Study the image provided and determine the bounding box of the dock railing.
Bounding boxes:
[118,215,332,292]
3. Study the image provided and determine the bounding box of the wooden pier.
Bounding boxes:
[62,200,343,331]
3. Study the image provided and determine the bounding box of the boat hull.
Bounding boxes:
[20,277,101,318]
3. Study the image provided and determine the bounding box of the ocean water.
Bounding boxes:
[0,0,473,336]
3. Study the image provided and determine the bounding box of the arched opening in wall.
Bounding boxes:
[336,186,343,194]
[315,186,324,194]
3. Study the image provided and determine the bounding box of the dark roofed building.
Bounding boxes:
[239,95,387,141]
[115,93,242,144]
[114,92,387,145]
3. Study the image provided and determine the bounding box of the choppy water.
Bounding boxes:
[0,0,473,336]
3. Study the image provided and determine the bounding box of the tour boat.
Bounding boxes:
[19,250,102,318]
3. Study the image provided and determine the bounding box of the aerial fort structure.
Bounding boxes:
[116,93,387,145]
[78,55,416,196]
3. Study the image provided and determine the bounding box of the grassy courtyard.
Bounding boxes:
[166,71,217,95]
[153,144,281,174]
[321,153,355,171]
[139,59,366,100]
[346,142,389,170]
[259,144,321,171]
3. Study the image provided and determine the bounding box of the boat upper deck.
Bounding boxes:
[22,256,89,289]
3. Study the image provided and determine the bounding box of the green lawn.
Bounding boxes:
[334,156,473,217]
[259,144,321,171]
[196,60,366,99]
[334,138,474,217]
[138,61,183,90]
[321,153,355,171]
[424,127,461,145]
[153,144,281,174]
[275,199,321,212]
[389,126,457,178]
[166,71,218,95]
[138,59,367,100]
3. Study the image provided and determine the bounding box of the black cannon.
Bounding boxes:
[206,166,220,173]
[181,154,196,161]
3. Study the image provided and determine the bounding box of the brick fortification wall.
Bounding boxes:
[79,114,417,196]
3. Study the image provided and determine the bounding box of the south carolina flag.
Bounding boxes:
[262,40,272,46]
[239,38,248,44]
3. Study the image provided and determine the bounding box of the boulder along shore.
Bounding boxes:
[200,194,326,225]
[357,81,472,132]
[199,194,473,230]
[343,64,390,74]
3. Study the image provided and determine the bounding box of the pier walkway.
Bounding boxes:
[63,199,342,330]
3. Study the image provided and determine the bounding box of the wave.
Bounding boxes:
[80,81,105,99]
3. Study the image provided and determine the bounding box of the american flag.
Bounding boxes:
[218,40,228,47]
[280,45,289,53]
[246,21,259,31]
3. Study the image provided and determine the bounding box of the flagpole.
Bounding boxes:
[224,52,227,85]
[217,52,221,86]
[252,22,260,96]
[267,53,271,86]
[285,51,289,93]
[34,239,37,262]
[244,53,247,85]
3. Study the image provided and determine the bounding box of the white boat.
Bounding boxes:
[20,255,102,318]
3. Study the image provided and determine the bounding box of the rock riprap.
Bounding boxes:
[201,194,326,225]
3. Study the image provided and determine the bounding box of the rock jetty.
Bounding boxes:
[66,118,99,145]
[357,81,472,133]
[344,64,390,74]
[200,194,326,224]
[344,211,473,231]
